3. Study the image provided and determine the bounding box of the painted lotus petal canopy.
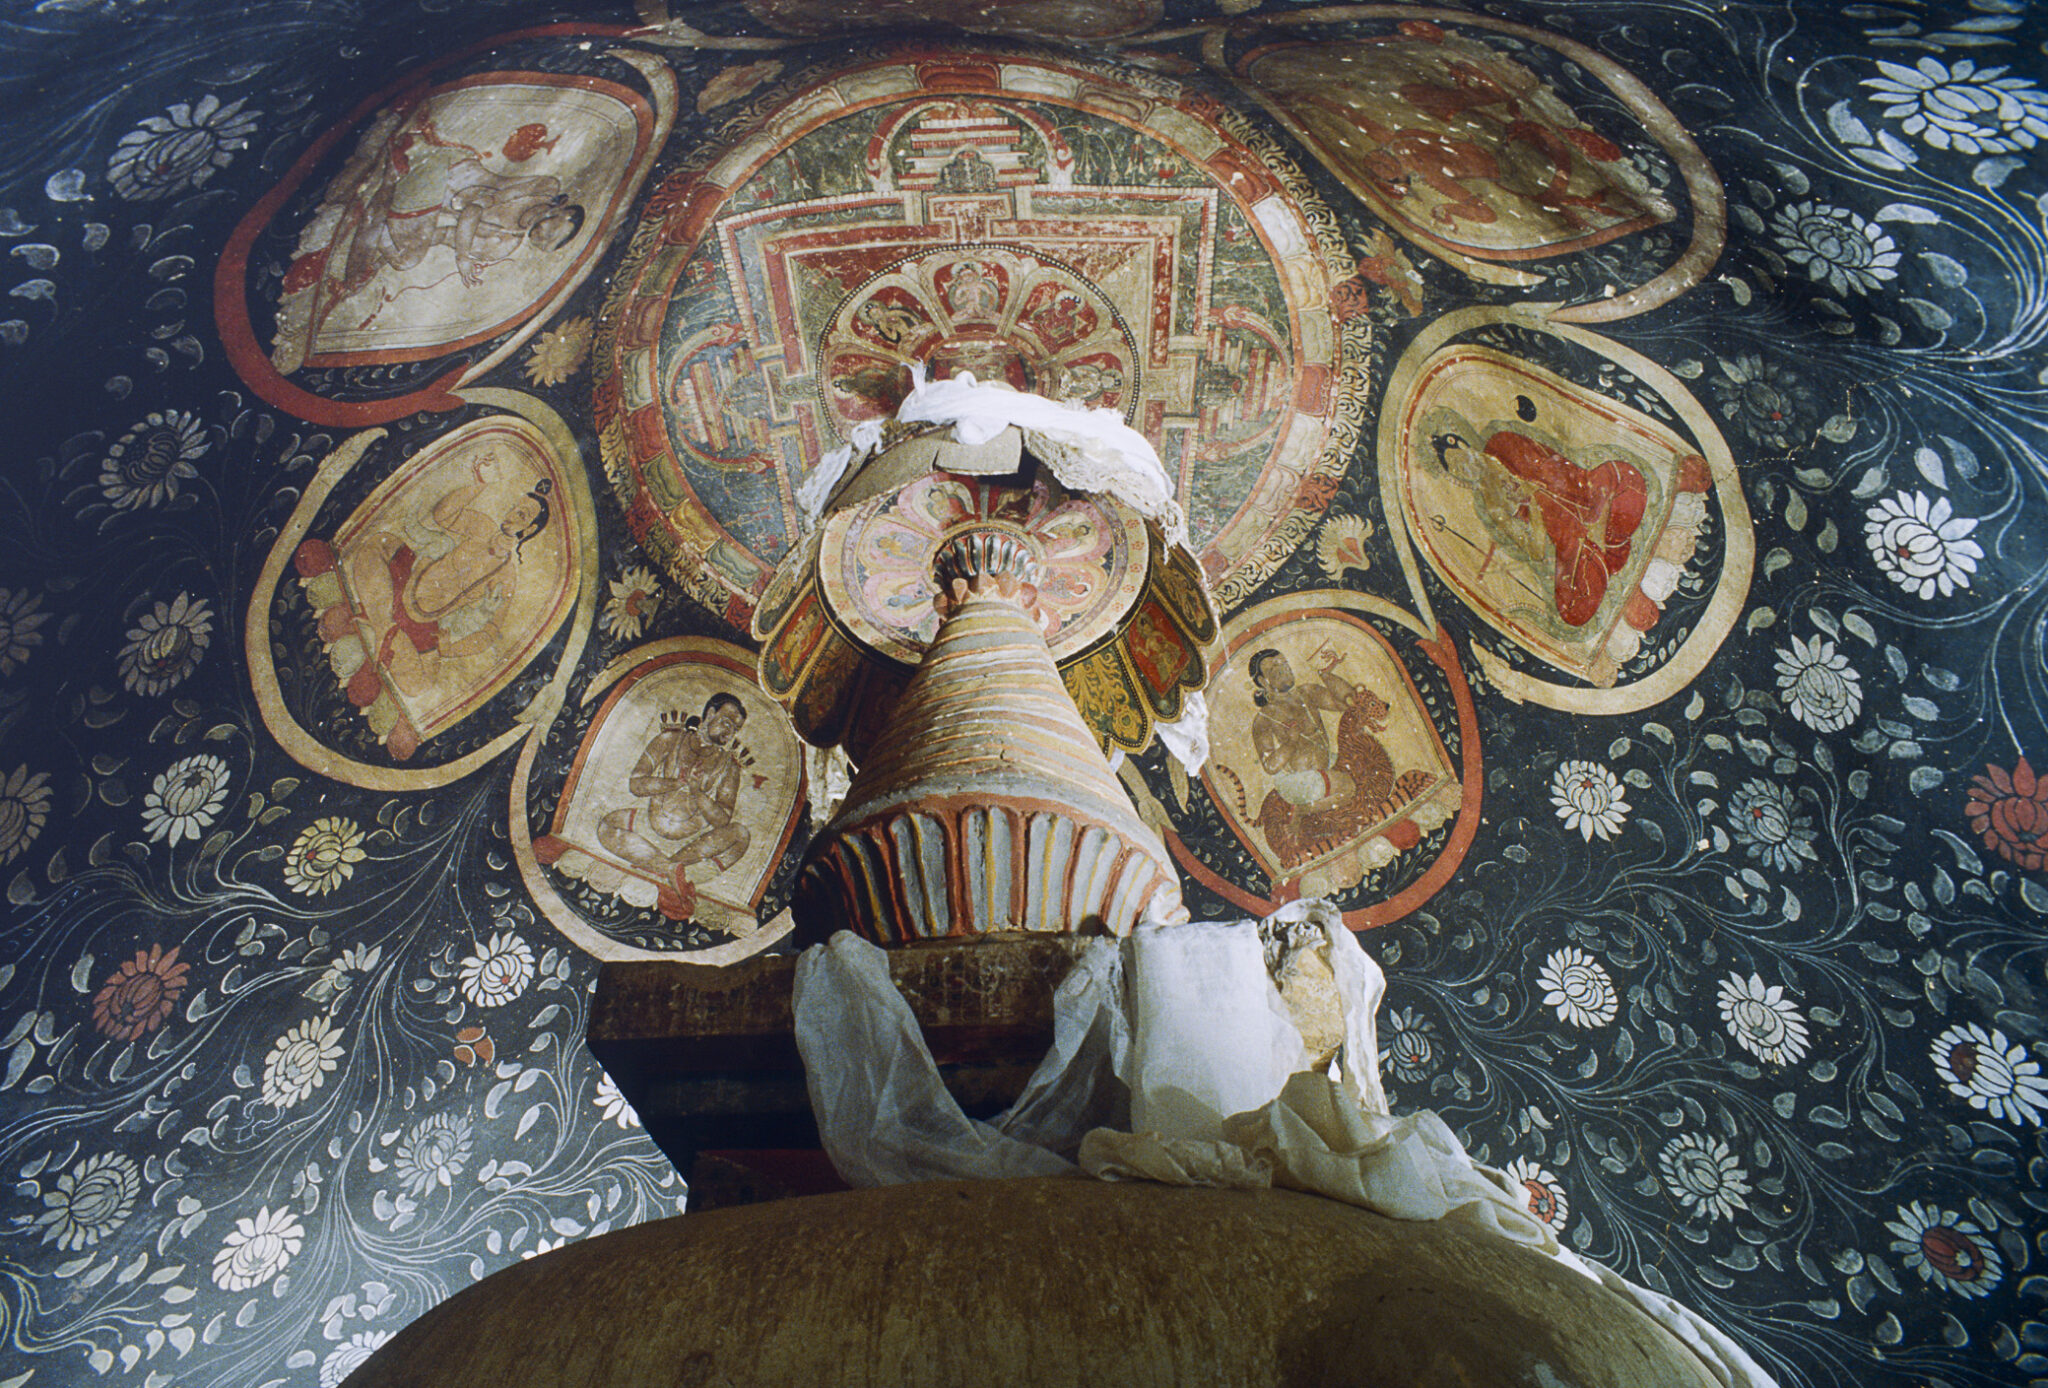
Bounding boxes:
[0,2,2043,1386]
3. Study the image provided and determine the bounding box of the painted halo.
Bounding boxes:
[513,637,806,962]
[1162,590,1479,930]
[596,45,1370,628]
[218,39,676,425]
[246,389,598,790]
[1379,306,1752,714]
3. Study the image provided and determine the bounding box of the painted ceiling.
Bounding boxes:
[1,2,2046,1386]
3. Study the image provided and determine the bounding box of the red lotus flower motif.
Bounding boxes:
[1920,1224,1992,1288]
[1965,756,2048,872]
[91,944,190,1041]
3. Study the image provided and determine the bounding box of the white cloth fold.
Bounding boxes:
[1152,689,1210,776]
[793,932,1132,1182]
[792,932,1075,1184]
[796,418,885,526]
[1123,919,1307,1139]
[790,907,1777,1388]
[893,370,1187,543]
[802,742,854,827]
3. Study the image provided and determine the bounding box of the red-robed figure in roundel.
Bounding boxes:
[1429,427,1647,628]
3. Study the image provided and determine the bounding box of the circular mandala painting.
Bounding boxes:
[597,47,1369,625]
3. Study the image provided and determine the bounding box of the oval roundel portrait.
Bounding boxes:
[249,396,595,790]
[219,42,676,424]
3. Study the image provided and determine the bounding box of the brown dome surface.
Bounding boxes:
[345,1176,1722,1388]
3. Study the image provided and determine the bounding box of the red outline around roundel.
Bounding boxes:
[1168,621,1482,933]
[214,23,639,428]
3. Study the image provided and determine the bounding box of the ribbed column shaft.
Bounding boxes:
[793,587,1184,945]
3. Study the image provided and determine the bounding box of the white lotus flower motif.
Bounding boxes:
[100,410,207,510]
[1771,201,1899,296]
[262,1015,345,1109]
[211,1204,303,1291]
[459,931,536,1008]
[1774,636,1863,734]
[602,566,663,640]
[1725,779,1820,873]
[283,816,367,896]
[394,1112,474,1195]
[1536,947,1618,1028]
[321,1331,392,1388]
[1383,1007,1438,1083]
[0,762,53,865]
[1549,761,1630,842]
[1863,58,2048,156]
[1503,1156,1568,1230]
[141,753,230,846]
[1930,1022,2048,1126]
[1709,354,1814,452]
[595,1071,641,1129]
[0,586,50,676]
[1865,490,1983,599]
[1888,1200,2003,1298]
[525,315,593,388]
[1315,514,1373,579]
[1657,1133,1751,1222]
[34,1152,141,1251]
[1716,972,1811,1067]
[108,94,261,201]
[117,591,212,696]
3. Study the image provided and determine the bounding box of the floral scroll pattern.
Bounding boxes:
[0,4,2045,1388]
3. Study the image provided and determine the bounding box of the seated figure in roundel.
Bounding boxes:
[1426,420,1647,629]
[293,440,566,760]
[597,694,754,919]
[338,454,556,703]
[272,102,588,369]
[1245,647,1434,871]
